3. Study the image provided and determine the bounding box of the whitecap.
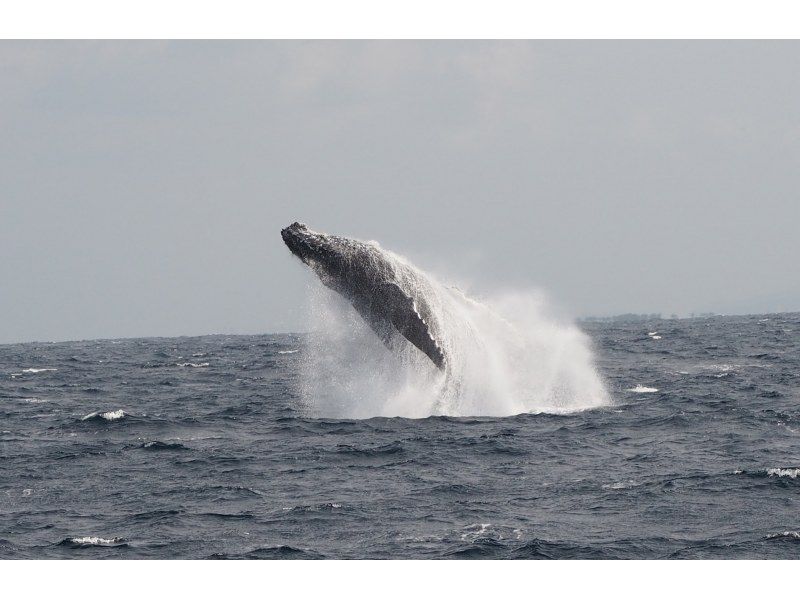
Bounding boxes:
[650,335,662,340]
[602,482,628,490]
[81,409,126,421]
[647,331,659,337]
[278,350,299,354]
[767,468,800,478]
[627,385,659,393]
[100,410,125,421]
[603,482,626,490]
[460,523,493,541]
[176,362,209,368]
[601,480,643,490]
[766,531,800,540]
[21,368,57,374]
[458,523,521,542]
[65,536,124,546]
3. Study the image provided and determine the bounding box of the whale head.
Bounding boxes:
[280,222,360,289]
[281,222,333,266]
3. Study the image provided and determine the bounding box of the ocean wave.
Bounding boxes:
[766,531,800,541]
[196,511,255,520]
[332,442,404,457]
[460,523,496,542]
[398,534,445,543]
[3,315,798,560]
[210,545,323,559]
[81,409,126,422]
[283,502,344,513]
[704,364,739,378]
[733,467,800,480]
[767,468,800,478]
[459,523,522,543]
[208,484,264,497]
[176,362,210,368]
[58,536,126,547]
[445,537,509,558]
[0,539,20,554]
[602,480,641,490]
[127,509,183,523]
[140,441,188,451]
[425,482,478,495]
[627,385,659,393]
[245,545,323,559]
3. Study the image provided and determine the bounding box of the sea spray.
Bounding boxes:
[298,246,608,418]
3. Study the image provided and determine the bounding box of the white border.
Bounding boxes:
[1,0,800,39]
[0,560,795,596]
[2,3,798,589]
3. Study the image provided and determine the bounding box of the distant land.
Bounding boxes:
[579,312,719,323]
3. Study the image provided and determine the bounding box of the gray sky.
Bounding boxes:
[2,41,799,343]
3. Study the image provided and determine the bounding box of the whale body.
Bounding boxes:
[281,222,446,369]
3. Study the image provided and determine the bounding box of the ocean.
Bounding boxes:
[1,312,799,559]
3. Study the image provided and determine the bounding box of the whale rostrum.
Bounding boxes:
[281,222,446,369]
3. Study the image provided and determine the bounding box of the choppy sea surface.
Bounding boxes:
[2,313,799,559]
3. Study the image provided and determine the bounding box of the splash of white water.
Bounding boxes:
[297,248,608,419]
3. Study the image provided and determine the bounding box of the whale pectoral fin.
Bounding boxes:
[373,283,445,369]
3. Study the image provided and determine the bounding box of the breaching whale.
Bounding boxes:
[281,222,446,369]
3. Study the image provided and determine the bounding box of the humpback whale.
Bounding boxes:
[282,222,610,417]
[281,222,446,369]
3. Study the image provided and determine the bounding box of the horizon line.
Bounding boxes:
[2,309,798,347]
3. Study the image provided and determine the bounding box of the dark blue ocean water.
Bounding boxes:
[1,313,799,559]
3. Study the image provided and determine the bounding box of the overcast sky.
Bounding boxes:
[2,41,799,343]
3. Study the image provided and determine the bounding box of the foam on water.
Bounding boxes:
[298,246,608,418]
[766,531,800,540]
[62,536,125,546]
[767,468,800,478]
[628,385,659,393]
[81,409,126,421]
